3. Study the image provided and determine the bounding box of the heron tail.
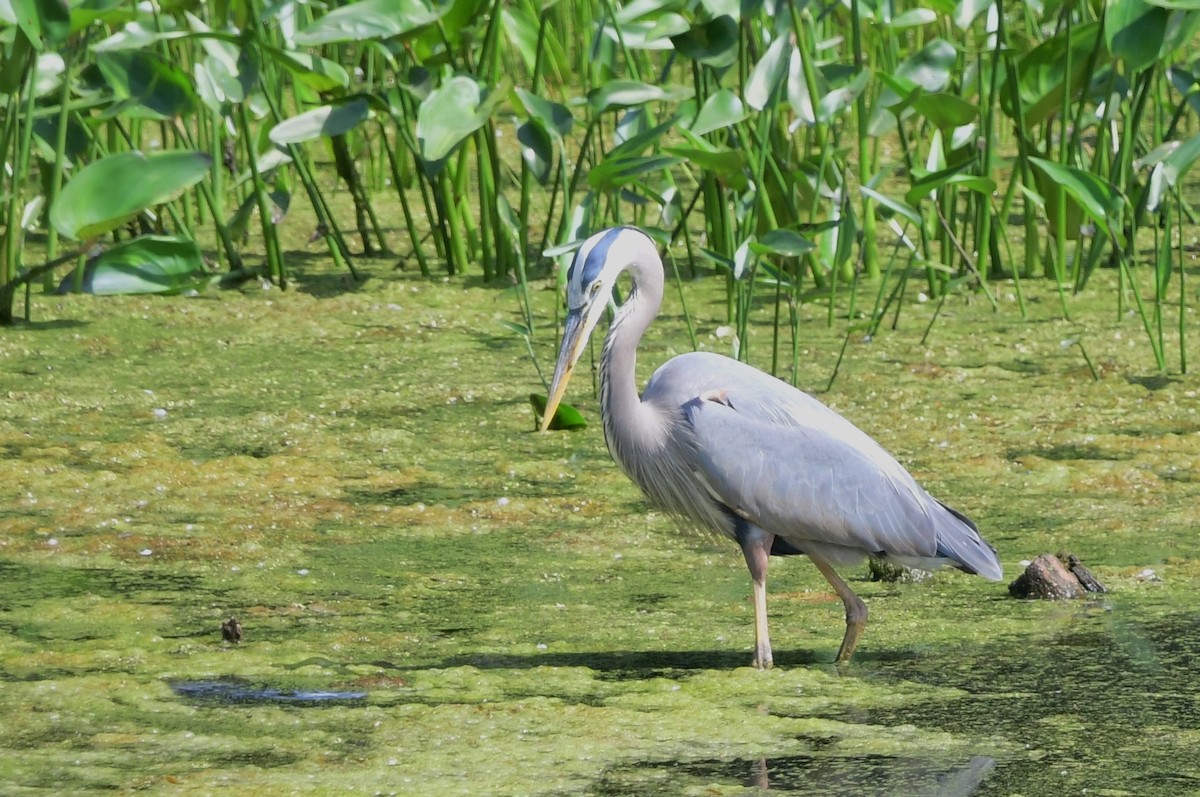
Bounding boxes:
[933,500,1003,581]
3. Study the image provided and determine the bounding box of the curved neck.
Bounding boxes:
[600,251,665,453]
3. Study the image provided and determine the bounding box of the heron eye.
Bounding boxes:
[588,282,602,297]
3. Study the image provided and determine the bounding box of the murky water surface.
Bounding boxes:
[1,252,1198,795]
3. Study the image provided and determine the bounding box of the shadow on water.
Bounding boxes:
[591,753,995,797]
[854,611,1200,796]
[170,678,367,706]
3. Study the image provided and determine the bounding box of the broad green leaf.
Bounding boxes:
[513,88,573,137]
[733,238,754,279]
[517,120,553,184]
[1105,0,1170,73]
[271,50,350,92]
[500,6,539,73]
[51,150,212,240]
[1003,22,1107,127]
[1142,0,1200,7]
[888,8,938,27]
[294,0,448,45]
[906,162,995,205]
[687,88,747,135]
[671,14,739,68]
[9,0,71,48]
[745,36,790,110]
[870,39,957,135]
[600,14,690,50]
[786,47,817,127]
[954,0,994,28]
[1144,131,1200,210]
[912,92,979,129]
[96,50,197,120]
[269,98,371,145]
[588,80,688,114]
[416,76,491,167]
[751,229,815,257]
[58,235,207,296]
[614,0,682,23]
[1029,156,1126,245]
[816,69,870,123]
[529,393,587,431]
[664,143,748,190]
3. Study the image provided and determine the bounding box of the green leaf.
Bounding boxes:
[59,235,208,295]
[671,14,739,68]
[270,50,351,92]
[953,0,994,28]
[1029,156,1126,245]
[529,393,587,431]
[786,47,817,127]
[588,80,688,114]
[912,92,978,129]
[517,120,554,184]
[750,229,816,257]
[1142,0,1200,8]
[687,88,747,135]
[861,186,922,225]
[51,150,212,240]
[269,98,371,145]
[816,69,870,123]
[416,76,493,168]
[906,161,994,205]
[96,50,198,121]
[9,0,71,49]
[587,154,683,192]
[870,39,958,135]
[294,0,449,45]
[513,88,573,137]
[1105,0,1171,73]
[1004,22,1107,127]
[745,36,790,111]
[666,129,748,189]
[888,8,937,27]
[600,14,690,50]
[1144,131,1200,210]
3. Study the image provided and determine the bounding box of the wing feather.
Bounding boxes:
[642,351,1001,579]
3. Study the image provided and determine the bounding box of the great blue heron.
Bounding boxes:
[540,226,1002,667]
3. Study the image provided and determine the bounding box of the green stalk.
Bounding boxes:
[1178,188,1188,374]
[379,122,429,276]
[849,0,879,280]
[237,103,285,286]
[43,42,76,291]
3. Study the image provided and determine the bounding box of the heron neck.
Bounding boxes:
[600,255,664,452]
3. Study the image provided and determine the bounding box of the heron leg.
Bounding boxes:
[809,555,868,664]
[735,523,774,669]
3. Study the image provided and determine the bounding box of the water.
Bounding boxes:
[1,258,1197,795]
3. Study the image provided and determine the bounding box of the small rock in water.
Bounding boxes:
[867,557,932,583]
[1009,553,1106,599]
[221,617,243,643]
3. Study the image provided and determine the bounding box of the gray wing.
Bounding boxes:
[645,352,1001,578]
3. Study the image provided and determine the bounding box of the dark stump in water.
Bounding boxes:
[221,617,243,643]
[1009,553,1107,599]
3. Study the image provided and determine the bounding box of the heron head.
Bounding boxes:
[540,226,652,431]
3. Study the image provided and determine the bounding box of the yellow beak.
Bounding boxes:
[540,308,587,431]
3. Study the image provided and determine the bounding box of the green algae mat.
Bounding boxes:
[2,261,1198,796]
